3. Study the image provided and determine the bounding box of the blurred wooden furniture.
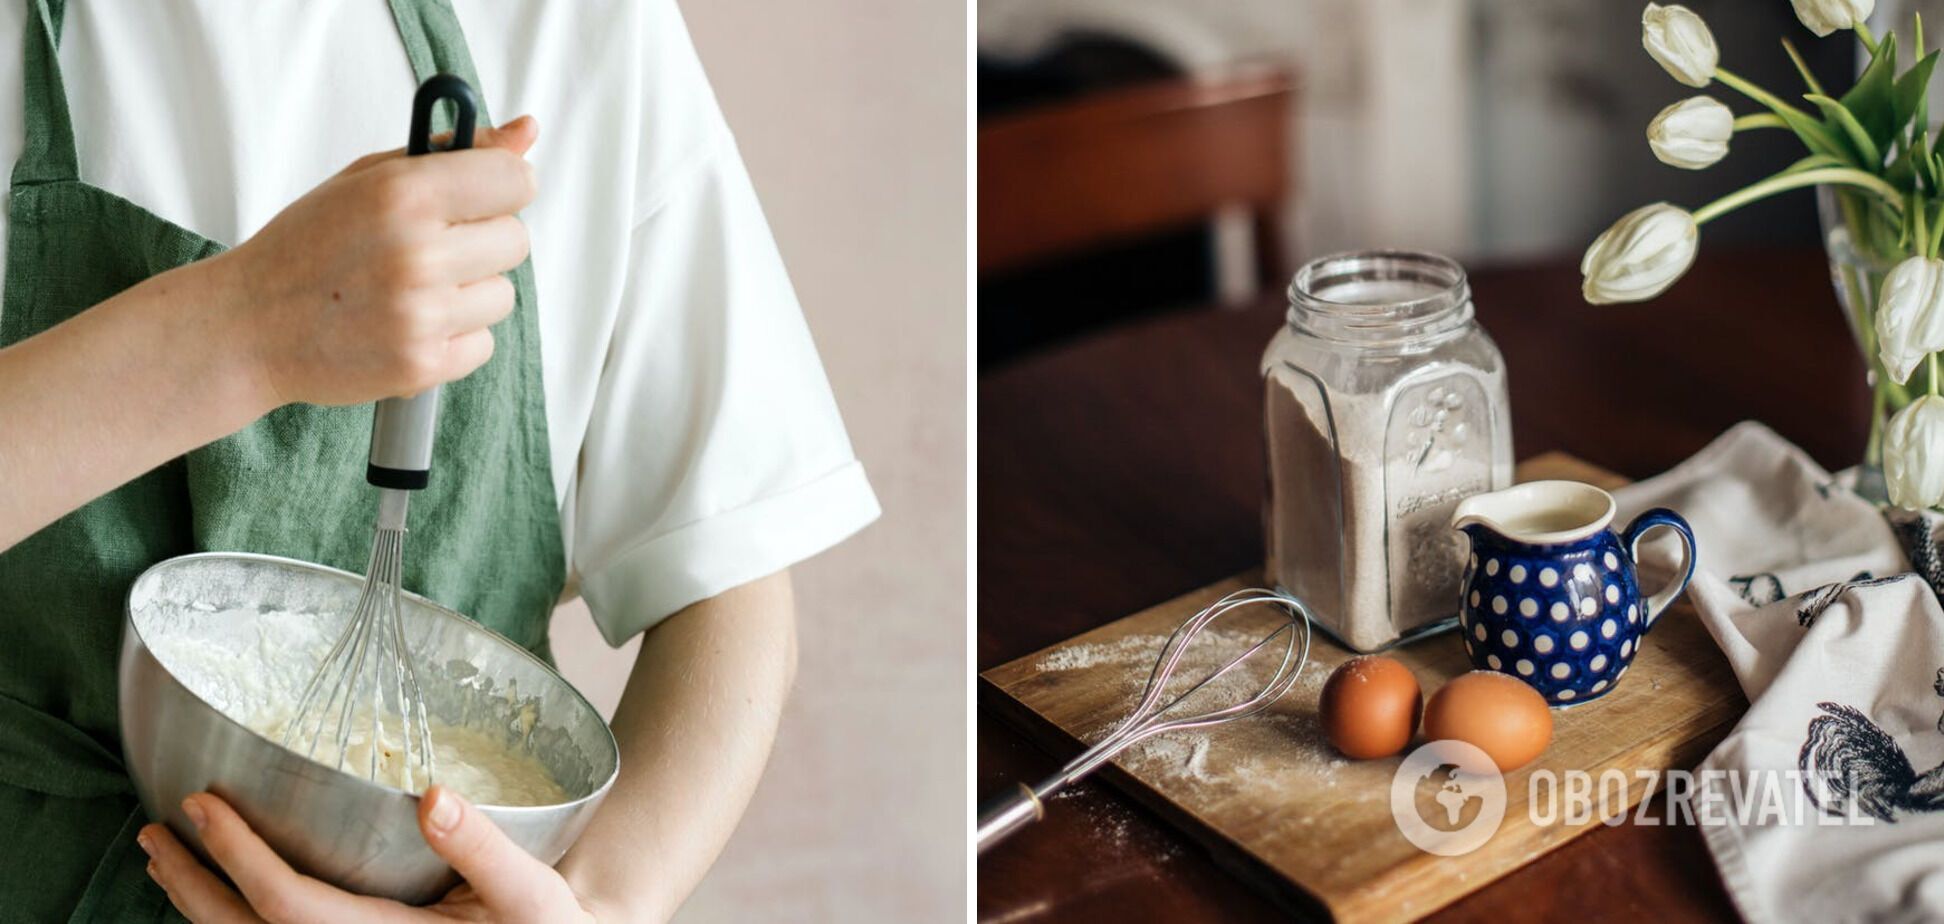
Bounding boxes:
[978,247,1864,922]
[978,67,1294,299]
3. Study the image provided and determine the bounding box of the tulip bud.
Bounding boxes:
[1580,203,1699,304]
[1875,256,1944,385]
[1648,96,1733,169]
[1792,0,1874,37]
[1885,395,1944,510]
[1643,4,1719,88]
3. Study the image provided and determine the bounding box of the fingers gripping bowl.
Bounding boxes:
[120,553,619,905]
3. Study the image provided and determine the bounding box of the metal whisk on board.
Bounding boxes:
[281,74,482,790]
[976,588,1314,852]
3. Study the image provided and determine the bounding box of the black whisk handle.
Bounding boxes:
[370,75,480,491]
[408,74,477,155]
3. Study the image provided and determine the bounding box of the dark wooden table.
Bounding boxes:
[977,246,1868,922]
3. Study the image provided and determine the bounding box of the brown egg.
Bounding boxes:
[1318,656,1422,759]
[1423,671,1553,772]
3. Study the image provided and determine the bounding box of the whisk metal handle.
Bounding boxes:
[368,75,479,491]
[976,783,1046,853]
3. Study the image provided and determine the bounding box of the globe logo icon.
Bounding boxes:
[1390,739,1507,856]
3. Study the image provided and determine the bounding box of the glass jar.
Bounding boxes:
[1261,250,1512,652]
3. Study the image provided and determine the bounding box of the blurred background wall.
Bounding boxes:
[977,0,1858,367]
[548,1,966,920]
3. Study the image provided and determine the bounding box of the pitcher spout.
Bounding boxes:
[1450,494,1496,536]
[1448,480,1616,545]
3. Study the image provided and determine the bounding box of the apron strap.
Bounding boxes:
[14,0,483,187]
[0,688,128,800]
[386,0,494,126]
[13,0,80,187]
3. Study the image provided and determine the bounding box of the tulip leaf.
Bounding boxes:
[1838,30,1900,152]
[1911,12,1927,121]
[1888,143,1920,190]
[1807,94,1884,168]
[1895,51,1940,139]
[1785,153,1849,174]
[1715,67,1855,164]
[1747,96,1855,164]
[1781,38,1825,96]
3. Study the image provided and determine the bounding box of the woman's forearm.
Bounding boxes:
[0,254,275,551]
[0,119,542,553]
[559,570,798,922]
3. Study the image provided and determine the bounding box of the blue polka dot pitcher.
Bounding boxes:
[1450,481,1695,706]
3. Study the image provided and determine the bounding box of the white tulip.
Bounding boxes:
[1884,395,1944,509]
[1792,0,1874,37]
[1648,96,1733,169]
[1643,4,1719,88]
[1580,203,1699,304]
[1875,256,1944,385]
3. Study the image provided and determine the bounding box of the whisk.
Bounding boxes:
[283,489,435,788]
[281,74,481,790]
[976,588,1313,852]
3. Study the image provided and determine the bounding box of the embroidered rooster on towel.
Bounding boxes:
[1799,670,1944,822]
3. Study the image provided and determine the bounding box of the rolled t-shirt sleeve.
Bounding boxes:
[573,137,879,646]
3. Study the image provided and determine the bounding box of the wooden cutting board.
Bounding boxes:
[978,454,1748,923]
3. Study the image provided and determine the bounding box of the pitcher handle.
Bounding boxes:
[1621,508,1695,629]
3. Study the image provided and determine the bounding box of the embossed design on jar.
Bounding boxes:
[1408,385,1469,473]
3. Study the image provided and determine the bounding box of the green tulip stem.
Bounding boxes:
[1714,67,1814,122]
[1713,67,1854,158]
[1733,113,1787,131]
[1692,168,1905,225]
[1870,380,1887,463]
[1917,191,1930,252]
[1931,354,1939,399]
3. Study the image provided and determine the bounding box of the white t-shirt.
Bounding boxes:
[0,0,880,645]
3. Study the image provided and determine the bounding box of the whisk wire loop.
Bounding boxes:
[280,492,434,790]
[1038,588,1313,797]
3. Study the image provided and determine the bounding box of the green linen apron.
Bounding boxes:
[0,1,566,920]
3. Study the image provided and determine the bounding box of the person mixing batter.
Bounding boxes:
[0,1,878,921]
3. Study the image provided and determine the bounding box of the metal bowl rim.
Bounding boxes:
[123,550,621,812]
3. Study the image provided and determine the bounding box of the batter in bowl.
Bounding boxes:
[252,710,567,807]
[147,606,570,807]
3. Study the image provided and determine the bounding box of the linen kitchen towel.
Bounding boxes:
[1611,421,1944,923]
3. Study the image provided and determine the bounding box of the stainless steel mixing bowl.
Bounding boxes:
[120,552,619,905]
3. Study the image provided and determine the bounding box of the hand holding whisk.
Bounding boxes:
[976,588,1313,852]
[280,75,483,791]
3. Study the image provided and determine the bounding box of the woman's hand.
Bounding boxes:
[138,787,601,923]
[207,115,541,409]
[0,118,544,551]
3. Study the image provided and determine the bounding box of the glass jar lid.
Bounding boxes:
[1286,250,1473,345]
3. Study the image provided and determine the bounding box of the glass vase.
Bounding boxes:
[1816,185,1916,503]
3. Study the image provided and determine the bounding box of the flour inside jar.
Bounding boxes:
[1261,251,1512,652]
